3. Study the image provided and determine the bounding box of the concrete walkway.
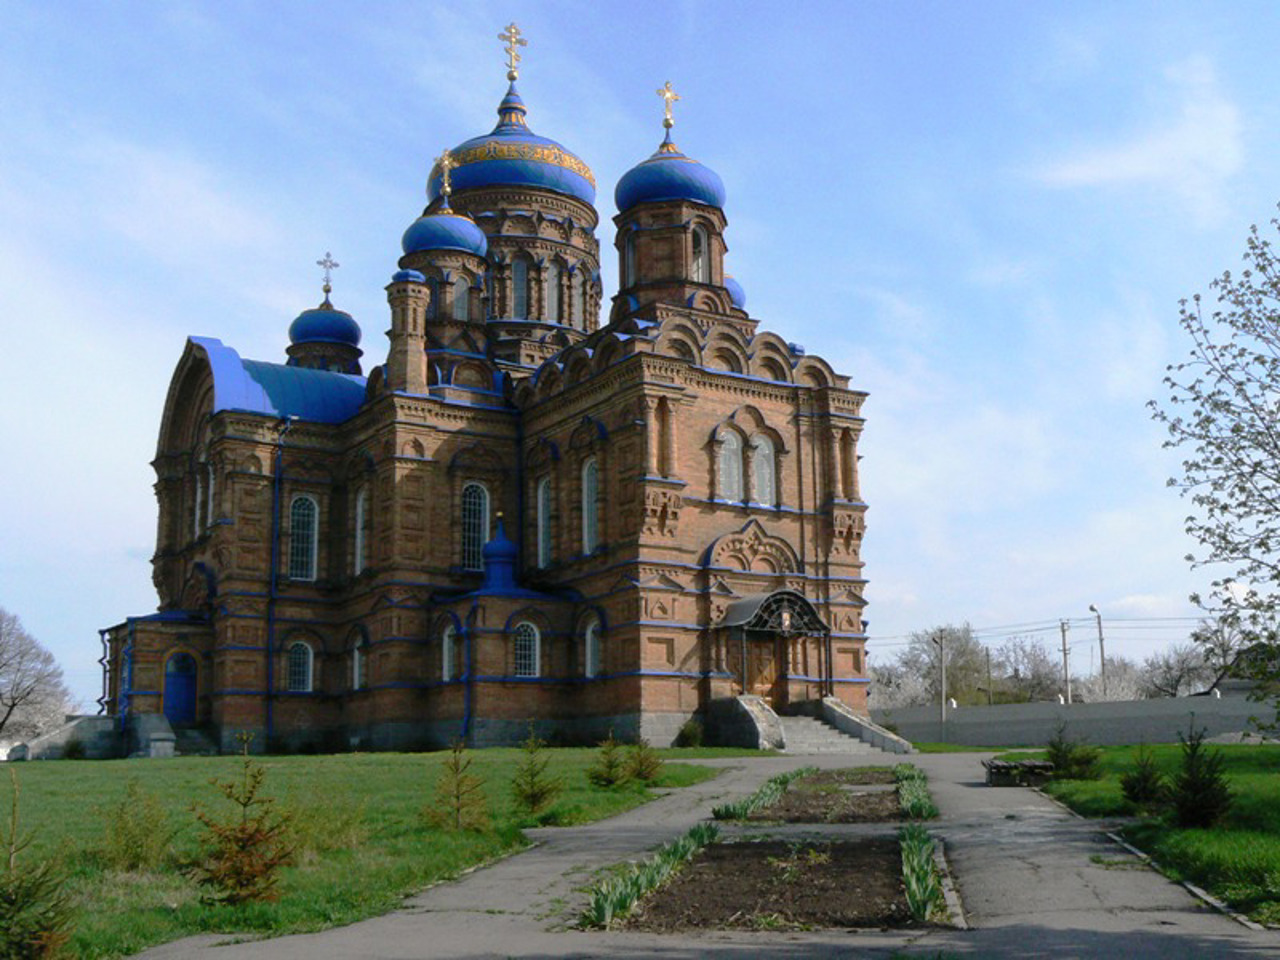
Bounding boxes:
[136,751,1277,959]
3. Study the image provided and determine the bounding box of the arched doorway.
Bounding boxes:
[721,590,829,708]
[164,652,198,725]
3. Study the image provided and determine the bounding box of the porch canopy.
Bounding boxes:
[720,589,828,634]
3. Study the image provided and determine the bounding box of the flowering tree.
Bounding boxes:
[0,607,69,742]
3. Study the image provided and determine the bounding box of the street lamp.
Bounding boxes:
[1089,604,1107,699]
[930,630,947,728]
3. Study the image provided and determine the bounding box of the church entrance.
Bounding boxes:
[721,590,831,710]
[164,652,198,726]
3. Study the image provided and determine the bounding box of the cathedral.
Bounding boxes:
[101,27,871,752]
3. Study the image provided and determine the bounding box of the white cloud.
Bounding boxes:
[1036,55,1242,221]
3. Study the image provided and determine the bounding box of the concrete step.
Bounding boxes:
[777,715,894,757]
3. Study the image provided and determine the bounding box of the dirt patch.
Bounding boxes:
[809,767,896,786]
[627,839,911,931]
[748,776,900,823]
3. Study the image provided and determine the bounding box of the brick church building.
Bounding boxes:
[101,28,872,752]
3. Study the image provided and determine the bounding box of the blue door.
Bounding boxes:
[164,653,197,725]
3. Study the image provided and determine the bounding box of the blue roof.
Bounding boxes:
[427,83,596,206]
[288,300,362,347]
[402,206,488,257]
[615,133,726,213]
[192,337,367,424]
[725,275,747,310]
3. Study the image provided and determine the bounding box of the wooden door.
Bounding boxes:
[747,637,781,706]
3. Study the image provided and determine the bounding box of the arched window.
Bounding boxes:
[578,272,590,328]
[426,278,439,319]
[452,277,469,322]
[193,467,204,539]
[718,432,743,501]
[546,261,561,323]
[536,476,552,569]
[751,435,777,506]
[583,618,602,678]
[289,495,318,581]
[581,457,599,553]
[351,637,368,690]
[287,640,313,692]
[512,258,530,318]
[513,621,540,677]
[461,482,489,571]
[441,623,457,681]
[624,234,636,288]
[206,462,216,529]
[569,271,582,328]
[840,428,856,500]
[353,487,368,575]
[692,226,709,283]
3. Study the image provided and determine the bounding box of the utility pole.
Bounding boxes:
[931,630,947,728]
[1089,604,1107,699]
[1059,620,1072,705]
[985,646,993,706]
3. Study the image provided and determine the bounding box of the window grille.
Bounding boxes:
[461,483,489,571]
[352,641,368,690]
[353,487,368,574]
[546,262,561,323]
[513,259,529,317]
[719,433,743,501]
[513,622,539,677]
[581,458,599,553]
[751,435,776,505]
[287,641,312,692]
[289,496,318,580]
[442,624,456,680]
[452,277,469,322]
[584,619,601,678]
[692,227,709,283]
[536,476,552,568]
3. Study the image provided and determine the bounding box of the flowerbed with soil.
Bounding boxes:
[746,767,902,823]
[625,839,912,931]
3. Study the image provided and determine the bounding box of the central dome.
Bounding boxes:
[428,84,596,206]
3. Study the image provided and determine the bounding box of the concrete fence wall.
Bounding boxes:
[871,694,1275,747]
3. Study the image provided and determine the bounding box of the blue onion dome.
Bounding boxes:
[482,517,519,564]
[401,198,489,257]
[724,275,746,310]
[426,83,596,206]
[615,131,726,213]
[391,268,426,283]
[288,295,361,348]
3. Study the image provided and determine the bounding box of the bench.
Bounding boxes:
[982,759,1055,787]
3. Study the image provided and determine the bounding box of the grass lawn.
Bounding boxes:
[1005,743,1280,923]
[911,742,1010,753]
[2,747,733,958]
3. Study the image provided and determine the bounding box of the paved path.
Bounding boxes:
[137,751,1277,959]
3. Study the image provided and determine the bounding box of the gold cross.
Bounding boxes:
[316,252,339,296]
[657,81,680,128]
[434,149,454,199]
[498,22,527,80]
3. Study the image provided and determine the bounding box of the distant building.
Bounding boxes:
[101,29,870,752]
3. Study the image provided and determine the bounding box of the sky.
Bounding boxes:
[2,0,1278,708]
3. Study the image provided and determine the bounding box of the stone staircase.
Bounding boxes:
[173,725,220,756]
[777,714,892,756]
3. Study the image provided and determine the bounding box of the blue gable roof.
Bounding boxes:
[192,336,367,424]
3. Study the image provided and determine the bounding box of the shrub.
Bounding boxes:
[192,736,294,905]
[587,731,630,788]
[625,739,664,785]
[60,739,85,761]
[0,768,72,958]
[674,716,703,748]
[1120,744,1167,808]
[1046,723,1101,780]
[426,741,490,832]
[511,726,560,819]
[1172,724,1233,829]
[99,778,174,871]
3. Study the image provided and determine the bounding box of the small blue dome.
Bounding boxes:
[615,133,726,213]
[288,300,361,348]
[391,268,426,283]
[427,84,596,206]
[724,275,746,310]
[482,520,519,564]
[401,207,488,257]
